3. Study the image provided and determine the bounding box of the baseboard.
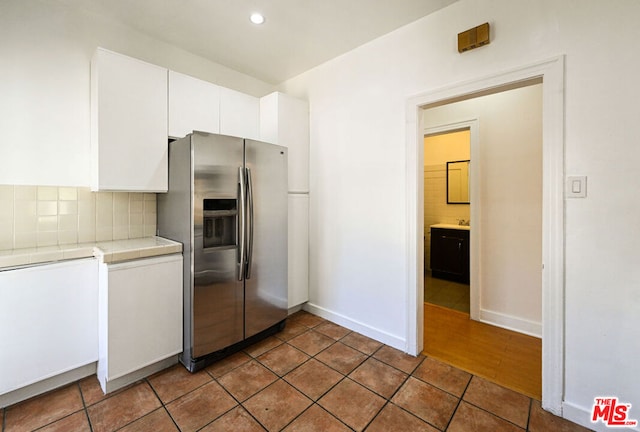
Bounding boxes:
[0,363,96,408]
[302,303,406,352]
[479,308,542,338]
[99,355,178,394]
[288,303,305,315]
[563,400,640,432]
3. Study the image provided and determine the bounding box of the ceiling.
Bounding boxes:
[56,0,457,84]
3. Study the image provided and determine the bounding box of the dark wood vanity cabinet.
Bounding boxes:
[430,228,470,284]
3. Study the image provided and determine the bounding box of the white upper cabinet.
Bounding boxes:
[168,71,220,139]
[91,48,168,192]
[260,92,310,193]
[220,87,260,140]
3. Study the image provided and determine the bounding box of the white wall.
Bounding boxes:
[424,130,470,166]
[0,0,275,187]
[424,84,543,335]
[280,0,640,428]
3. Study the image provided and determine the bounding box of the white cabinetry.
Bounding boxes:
[260,92,310,308]
[98,254,182,393]
[220,87,260,140]
[168,71,220,139]
[0,259,98,396]
[288,194,309,307]
[91,48,168,192]
[260,92,310,192]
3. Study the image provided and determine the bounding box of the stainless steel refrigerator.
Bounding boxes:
[158,132,288,372]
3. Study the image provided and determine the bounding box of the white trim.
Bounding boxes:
[405,55,565,414]
[423,119,480,321]
[0,363,96,408]
[101,356,178,394]
[479,308,542,338]
[303,302,406,351]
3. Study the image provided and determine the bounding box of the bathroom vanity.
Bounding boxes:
[430,224,470,284]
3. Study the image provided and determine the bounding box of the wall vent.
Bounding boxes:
[458,23,490,53]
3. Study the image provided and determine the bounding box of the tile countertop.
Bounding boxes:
[0,237,182,270]
[430,223,471,231]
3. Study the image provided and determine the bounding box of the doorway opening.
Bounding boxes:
[423,128,471,314]
[422,82,543,399]
[405,56,565,414]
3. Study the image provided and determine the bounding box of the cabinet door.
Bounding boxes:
[430,229,469,283]
[219,87,260,140]
[259,92,310,193]
[168,71,220,138]
[91,48,168,192]
[99,254,182,386]
[288,194,309,307]
[0,259,98,395]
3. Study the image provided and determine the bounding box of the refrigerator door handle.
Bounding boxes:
[246,167,254,279]
[238,166,246,281]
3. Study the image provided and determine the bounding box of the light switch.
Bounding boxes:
[571,180,581,194]
[566,176,587,198]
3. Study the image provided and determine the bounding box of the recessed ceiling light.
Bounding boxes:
[250,13,265,25]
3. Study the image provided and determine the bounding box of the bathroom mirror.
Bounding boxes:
[447,160,470,204]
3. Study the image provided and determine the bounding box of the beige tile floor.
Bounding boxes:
[1,311,592,431]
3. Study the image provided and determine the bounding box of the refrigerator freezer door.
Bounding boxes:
[192,133,245,357]
[244,140,288,338]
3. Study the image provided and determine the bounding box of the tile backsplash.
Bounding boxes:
[424,164,470,228]
[0,185,157,251]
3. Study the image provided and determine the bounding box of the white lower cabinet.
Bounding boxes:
[0,259,98,396]
[288,194,309,307]
[98,254,182,393]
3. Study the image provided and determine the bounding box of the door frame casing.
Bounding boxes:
[405,56,565,414]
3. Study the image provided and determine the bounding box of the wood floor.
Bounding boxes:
[423,302,542,400]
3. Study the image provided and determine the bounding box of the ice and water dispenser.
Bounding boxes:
[202,198,237,249]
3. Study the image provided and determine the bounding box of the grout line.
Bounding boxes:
[274,382,316,431]
[459,400,531,431]
[361,364,412,432]
[312,403,355,431]
[145,377,183,431]
[526,397,533,431]
[442,371,473,431]
[458,383,531,431]
[76,381,94,432]
[375,356,449,431]
[269,320,368,430]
